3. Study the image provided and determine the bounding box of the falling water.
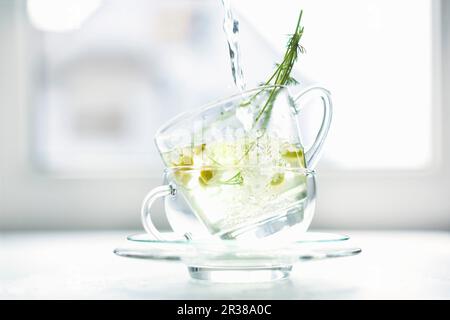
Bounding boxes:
[220,0,246,91]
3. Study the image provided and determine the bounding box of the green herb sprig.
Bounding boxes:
[254,10,306,125]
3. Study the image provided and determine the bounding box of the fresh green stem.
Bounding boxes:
[221,171,244,185]
[254,10,305,125]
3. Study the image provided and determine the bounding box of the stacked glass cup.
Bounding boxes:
[141,85,332,241]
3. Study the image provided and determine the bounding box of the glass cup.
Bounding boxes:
[155,85,332,170]
[143,85,332,240]
[142,167,316,240]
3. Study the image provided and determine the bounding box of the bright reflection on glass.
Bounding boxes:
[194,268,291,283]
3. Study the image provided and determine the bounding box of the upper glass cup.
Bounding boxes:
[155,85,331,171]
[143,85,332,240]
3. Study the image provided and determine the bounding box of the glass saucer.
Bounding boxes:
[114,232,361,283]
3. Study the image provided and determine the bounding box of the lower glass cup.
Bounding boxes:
[141,166,316,241]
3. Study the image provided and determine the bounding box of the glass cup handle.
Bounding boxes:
[141,184,179,241]
[293,87,333,169]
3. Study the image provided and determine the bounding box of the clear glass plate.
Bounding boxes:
[127,231,349,244]
[114,232,361,283]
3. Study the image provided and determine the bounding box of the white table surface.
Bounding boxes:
[1,230,449,299]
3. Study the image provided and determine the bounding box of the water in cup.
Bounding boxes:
[162,134,310,238]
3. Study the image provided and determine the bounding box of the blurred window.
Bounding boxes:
[28,0,436,174]
[28,0,234,175]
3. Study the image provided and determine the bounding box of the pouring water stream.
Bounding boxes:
[220,0,246,91]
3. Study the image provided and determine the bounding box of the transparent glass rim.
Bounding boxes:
[155,85,291,140]
[163,165,315,175]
